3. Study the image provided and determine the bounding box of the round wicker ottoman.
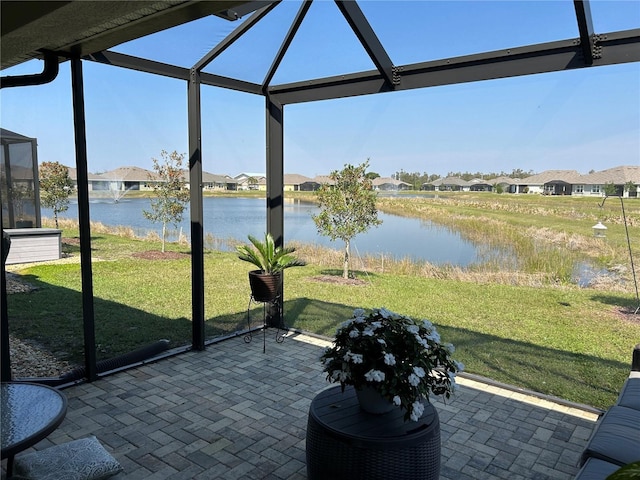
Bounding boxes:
[306,385,440,480]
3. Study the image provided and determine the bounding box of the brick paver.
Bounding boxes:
[2,331,599,479]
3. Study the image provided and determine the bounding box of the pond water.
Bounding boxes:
[44,196,501,267]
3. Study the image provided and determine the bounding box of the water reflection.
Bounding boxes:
[45,197,510,267]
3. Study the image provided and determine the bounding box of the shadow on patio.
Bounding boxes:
[2,330,599,480]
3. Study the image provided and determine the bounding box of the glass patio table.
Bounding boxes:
[1,382,67,475]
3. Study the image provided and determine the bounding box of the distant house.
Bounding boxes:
[490,176,518,193]
[431,176,469,192]
[575,166,640,197]
[284,174,315,191]
[313,175,335,187]
[94,166,157,192]
[300,178,322,191]
[511,170,581,195]
[255,177,267,191]
[202,172,238,191]
[468,178,494,192]
[421,179,438,191]
[235,172,265,191]
[53,164,640,198]
[372,177,411,191]
[66,167,104,192]
[250,174,316,192]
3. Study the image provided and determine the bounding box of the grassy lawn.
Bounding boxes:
[6,193,640,411]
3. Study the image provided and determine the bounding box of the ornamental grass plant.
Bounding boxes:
[321,308,464,421]
[236,233,306,274]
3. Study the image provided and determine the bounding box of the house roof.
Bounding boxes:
[491,176,517,185]
[235,173,266,180]
[66,166,105,182]
[283,173,313,185]
[99,166,155,182]
[468,178,494,187]
[313,175,335,186]
[578,165,640,185]
[433,176,469,187]
[518,170,582,185]
[372,177,411,187]
[202,172,238,184]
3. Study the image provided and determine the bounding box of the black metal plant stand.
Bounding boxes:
[598,195,640,314]
[244,295,285,353]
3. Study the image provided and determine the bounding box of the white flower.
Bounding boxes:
[415,335,428,348]
[413,366,426,378]
[426,331,441,343]
[340,319,353,329]
[331,370,348,382]
[321,307,461,422]
[410,401,424,421]
[343,351,363,364]
[406,324,419,334]
[388,310,402,320]
[383,353,396,366]
[364,369,386,382]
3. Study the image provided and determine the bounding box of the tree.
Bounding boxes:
[312,160,382,279]
[624,181,637,195]
[603,181,618,197]
[143,150,189,253]
[39,161,73,228]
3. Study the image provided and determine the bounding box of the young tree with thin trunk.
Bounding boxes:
[312,160,382,279]
[143,150,189,253]
[39,161,73,228]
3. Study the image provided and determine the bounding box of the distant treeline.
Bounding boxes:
[380,168,536,189]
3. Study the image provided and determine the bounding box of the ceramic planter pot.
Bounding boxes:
[355,385,396,414]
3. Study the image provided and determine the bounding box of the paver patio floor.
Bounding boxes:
[2,331,600,479]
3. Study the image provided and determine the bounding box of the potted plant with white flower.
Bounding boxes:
[320,307,464,422]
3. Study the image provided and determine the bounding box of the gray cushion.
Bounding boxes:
[574,457,621,480]
[13,436,122,480]
[618,377,640,411]
[581,406,640,467]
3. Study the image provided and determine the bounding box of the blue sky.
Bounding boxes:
[1,0,638,178]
